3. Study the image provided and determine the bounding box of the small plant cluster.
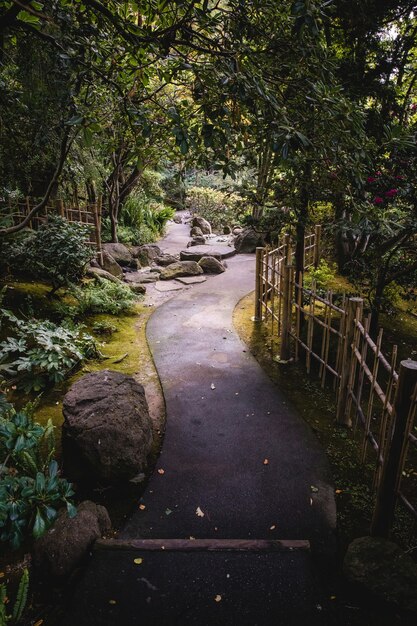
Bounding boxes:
[72,279,138,315]
[303,259,337,291]
[0,305,99,393]
[0,568,29,625]
[102,187,175,246]
[186,186,245,231]
[0,216,94,293]
[0,398,76,550]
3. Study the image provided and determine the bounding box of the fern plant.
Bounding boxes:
[0,568,29,625]
[71,279,138,315]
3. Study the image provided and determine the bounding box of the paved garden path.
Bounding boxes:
[64,220,336,626]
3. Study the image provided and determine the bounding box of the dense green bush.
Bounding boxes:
[72,279,138,315]
[22,216,94,292]
[186,186,245,230]
[160,172,186,209]
[0,399,75,549]
[0,306,99,393]
[303,259,337,291]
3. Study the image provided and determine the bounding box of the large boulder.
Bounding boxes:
[160,261,204,280]
[62,370,153,484]
[154,253,179,267]
[190,226,204,237]
[124,271,159,284]
[33,501,111,578]
[102,243,133,266]
[192,216,212,235]
[101,250,123,278]
[131,244,162,266]
[198,256,226,274]
[234,227,265,253]
[86,267,122,284]
[187,236,206,247]
[344,536,417,613]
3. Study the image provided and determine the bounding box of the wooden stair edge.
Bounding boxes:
[94,538,311,552]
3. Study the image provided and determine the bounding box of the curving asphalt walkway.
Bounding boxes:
[63,222,336,626]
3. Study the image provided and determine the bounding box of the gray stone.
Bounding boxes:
[63,370,153,484]
[192,215,212,235]
[198,256,226,274]
[128,283,146,295]
[155,254,178,267]
[124,271,159,284]
[187,236,206,247]
[86,267,122,283]
[160,261,204,280]
[102,243,133,266]
[234,228,265,253]
[33,501,111,578]
[180,246,236,262]
[101,251,123,278]
[232,226,243,235]
[344,536,417,613]
[131,244,162,266]
[173,215,182,224]
[175,275,207,285]
[155,282,184,292]
[190,226,204,237]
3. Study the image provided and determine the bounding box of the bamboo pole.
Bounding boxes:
[371,360,417,537]
[254,247,264,321]
[375,346,398,489]
[279,264,293,362]
[336,297,364,426]
[361,328,383,463]
[314,224,322,268]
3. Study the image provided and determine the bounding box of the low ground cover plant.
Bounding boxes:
[71,279,138,315]
[0,398,75,550]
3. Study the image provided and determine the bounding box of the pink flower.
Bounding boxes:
[373,196,384,205]
[385,189,398,197]
[395,175,404,180]
[367,176,377,183]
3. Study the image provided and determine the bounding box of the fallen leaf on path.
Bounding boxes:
[189,536,195,540]
[34,621,44,626]
[335,489,343,494]
[210,383,216,390]
[310,485,319,492]
[139,504,146,510]
[134,558,143,565]
[263,459,269,465]
[269,525,276,530]
[196,507,205,517]
[310,498,313,506]
[215,595,222,602]
[158,468,165,475]
[165,508,172,516]
[109,600,117,605]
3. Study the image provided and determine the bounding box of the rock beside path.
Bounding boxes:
[155,254,178,267]
[192,216,212,235]
[180,245,236,262]
[86,267,122,283]
[190,226,204,237]
[160,261,203,280]
[344,536,417,613]
[198,256,226,274]
[62,370,153,484]
[234,228,265,253]
[102,243,133,266]
[101,251,123,278]
[132,244,162,266]
[124,271,159,284]
[33,501,111,578]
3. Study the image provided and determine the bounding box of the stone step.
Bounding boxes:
[95,537,311,553]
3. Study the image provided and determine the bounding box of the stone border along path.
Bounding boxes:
[63,217,336,626]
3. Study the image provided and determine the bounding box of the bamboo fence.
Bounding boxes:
[0,196,103,258]
[254,230,417,536]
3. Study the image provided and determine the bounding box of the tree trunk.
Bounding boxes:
[369,270,386,337]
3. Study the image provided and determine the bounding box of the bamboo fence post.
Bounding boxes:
[371,360,417,537]
[314,224,322,268]
[336,297,364,426]
[254,247,264,321]
[279,264,293,362]
[58,198,65,218]
[93,197,103,266]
